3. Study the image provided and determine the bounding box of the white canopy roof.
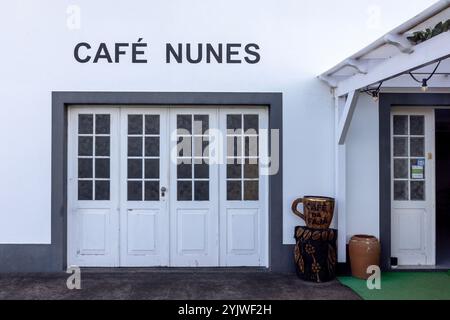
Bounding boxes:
[319,0,450,97]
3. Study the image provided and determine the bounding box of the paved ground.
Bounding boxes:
[0,269,360,300]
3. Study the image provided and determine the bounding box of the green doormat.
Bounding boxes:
[338,272,450,300]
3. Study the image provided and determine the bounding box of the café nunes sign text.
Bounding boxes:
[74,39,260,64]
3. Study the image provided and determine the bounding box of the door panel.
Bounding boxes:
[227,209,258,252]
[391,109,435,266]
[68,108,120,267]
[170,109,219,266]
[126,209,157,253]
[120,109,169,267]
[178,209,208,253]
[77,208,109,254]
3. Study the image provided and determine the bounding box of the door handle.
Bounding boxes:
[161,187,167,197]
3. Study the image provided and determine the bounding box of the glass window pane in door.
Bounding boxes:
[145,181,160,201]
[244,159,259,179]
[78,114,93,134]
[227,181,242,201]
[410,181,425,201]
[128,115,143,134]
[95,159,110,179]
[95,181,110,200]
[244,114,259,134]
[410,116,424,135]
[177,115,192,134]
[177,181,192,201]
[95,137,110,156]
[394,181,409,201]
[394,159,408,179]
[145,159,160,179]
[128,159,143,179]
[194,181,209,201]
[394,137,408,157]
[128,181,143,201]
[78,137,93,156]
[245,136,259,157]
[78,158,93,178]
[410,138,425,157]
[95,115,110,134]
[194,115,209,135]
[227,115,242,134]
[227,136,242,158]
[128,137,143,157]
[177,137,192,158]
[78,180,93,200]
[194,159,209,179]
[244,180,259,201]
[145,137,160,157]
[145,115,160,135]
[394,116,408,135]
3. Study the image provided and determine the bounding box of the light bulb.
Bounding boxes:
[372,91,379,102]
[421,79,428,92]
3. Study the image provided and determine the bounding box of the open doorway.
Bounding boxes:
[435,109,450,267]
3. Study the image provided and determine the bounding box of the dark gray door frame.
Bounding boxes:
[0,91,289,272]
[379,93,450,270]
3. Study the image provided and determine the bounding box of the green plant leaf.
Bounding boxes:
[408,20,450,45]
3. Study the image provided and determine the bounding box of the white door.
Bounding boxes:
[68,107,120,267]
[219,109,268,266]
[68,106,268,267]
[169,109,219,266]
[391,109,435,266]
[119,109,169,266]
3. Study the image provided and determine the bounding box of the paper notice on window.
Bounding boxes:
[411,164,424,180]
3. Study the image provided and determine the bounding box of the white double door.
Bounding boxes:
[391,108,435,266]
[68,106,267,267]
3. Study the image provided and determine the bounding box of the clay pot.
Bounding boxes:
[349,235,381,280]
[292,196,335,230]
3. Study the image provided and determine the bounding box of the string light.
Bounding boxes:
[371,90,379,102]
[409,60,441,92]
[362,81,383,102]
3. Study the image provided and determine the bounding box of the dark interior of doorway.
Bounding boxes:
[435,109,450,266]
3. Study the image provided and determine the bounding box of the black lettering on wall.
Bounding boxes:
[206,43,223,63]
[226,43,241,64]
[132,38,147,63]
[74,42,91,63]
[115,43,129,63]
[244,43,260,64]
[166,43,182,63]
[93,43,113,63]
[186,43,202,64]
[74,41,261,64]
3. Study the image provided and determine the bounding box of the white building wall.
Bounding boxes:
[346,94,380,241]
[0,0,436,247]
[0,0,334,245]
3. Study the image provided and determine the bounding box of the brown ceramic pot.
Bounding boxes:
[348,235,381,280]
[292,196,335,230]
